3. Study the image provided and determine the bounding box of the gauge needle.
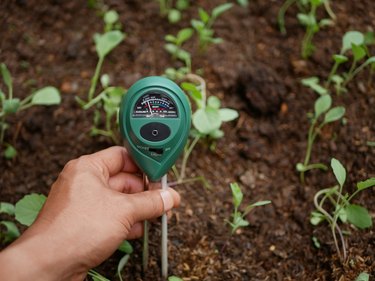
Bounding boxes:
[147,101,152,113]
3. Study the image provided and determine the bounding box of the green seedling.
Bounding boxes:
[278,0,335,58]
[165,28,193,73]
[311,158,374,262]
[296,94,345,183]
[76,9,125,143]
[158,0,189,24]
[0,63,61,158]
[326,31,375,94]
[174,73,238,183]
[168,277,183,281]
[0,202,20,243]
[355,272,370,281]
[103,10,121,32]
[236,0,249,7]
[191,3,233,51]
[226,182,271,234]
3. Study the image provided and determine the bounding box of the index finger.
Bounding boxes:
[88,146,140,176]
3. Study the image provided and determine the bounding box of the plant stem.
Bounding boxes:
[88,56,105,102]
[277,0,297,35]
[178,134,200,182]
[325,61,340,88]
[300,119,318,183]
[323,0,336,20]
[185,73,207,107]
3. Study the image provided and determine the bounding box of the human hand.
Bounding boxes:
[0,146,180,281]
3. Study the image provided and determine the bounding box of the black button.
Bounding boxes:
[140,122,171,142]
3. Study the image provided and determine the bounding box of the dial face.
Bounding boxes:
[132,91,178,118]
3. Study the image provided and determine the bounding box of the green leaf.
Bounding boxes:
[0,221,20,242]
[177,28,194,45]
[15,193,46,226]
[341,31,365,54]
[192,108,221,134]
[0,202,15,215]
[297,13,315,26]
[198,8,210,24]
[168,277,184,281]
[345,204,372,229]
[118,240,133,254]
[95,31,125,58]
[117,254,130,281]
[310,211,325,225]
[219,108,239,122]
[100,74,110,88]
[0,63,12,90]
[176,0,189,10]
[4,144,17,159]
[209,129,224,139]
[31,87,61,105]
[364,31,375,45]
[212,3,233,21]
[249,200,271,207]
[319,19,334,27]
[355,272,370,281]
[230,182,243,208]
[331,158,346,187]
[207,96,220,109]
[237,0,248,7]
[312,236,320,248]
[104,10,119,25]
[336,205,347,223]
[168,9,181,24]
[3,98,20,114]
[333,54,348,64]
[165,34,176,43]
[357,178,375,191]
[323,106,345,124]
[301,77,328,95]
[191,19,204,30]
[351,44,366,62]
[296,163,307,172]
[314,94,332,118]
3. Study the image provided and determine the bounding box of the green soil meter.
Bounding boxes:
[119,76,191,181]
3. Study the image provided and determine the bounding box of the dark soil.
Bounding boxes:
[1,0,375,280]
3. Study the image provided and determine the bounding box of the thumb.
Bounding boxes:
[127,188,180,222]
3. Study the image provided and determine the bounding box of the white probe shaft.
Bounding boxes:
[161,174,168,279]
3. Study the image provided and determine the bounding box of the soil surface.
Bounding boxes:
[1,1,375,280]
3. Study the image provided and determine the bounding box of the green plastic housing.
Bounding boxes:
[119,76,191,181]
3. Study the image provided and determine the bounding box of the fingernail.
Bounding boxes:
[160,190,174,211]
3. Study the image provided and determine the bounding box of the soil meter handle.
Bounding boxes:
[119,76,191,181]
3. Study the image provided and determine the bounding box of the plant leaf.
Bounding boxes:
[212,3,233,21]
[0,63,12,90]
[341,31,365,54]
[323,106,345,124]
[198,8,210,23]
[355,272,370,281]
[192,108,221,134]
[15,193,46,226]
[357,178,375,191]
[177,28,193,44]
[0,202,15,215]
[207,96,220,109]
[104,10,119,25]
[230,182,243,209]
[218,108,239,122]
[314,94,332,118]
[209,129,224,139]
[351,44,366,62]
[333,54,348,64]
[118,240,133,254]
[345,204,372,229]
[4,144,17,159]
[0,221,20,242]
[3,98,20,114]
[249,200,271,207]
[31,87,61,105]
[310,211,325,225]
[117,254,130,281]
[168,277,184,281]
[168,9,181,24]
[301,77,328,95]
[95,31,125,58]
[331,158,346,187]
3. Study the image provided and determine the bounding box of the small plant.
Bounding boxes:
[191,3,233,51]
[226,182,271,234]
[296,94,345,183]
[0,63,61,158]
[173,73,238,183]
[164,28,194,75]
[301,31,375,96]
[278,0,335,59]
[76,9,125,143]
[311,158,374,261]
[236,0,249,7]
[157,0,190,23]
[0,202,20,244]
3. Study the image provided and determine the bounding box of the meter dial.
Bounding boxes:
[132,91,178,118]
